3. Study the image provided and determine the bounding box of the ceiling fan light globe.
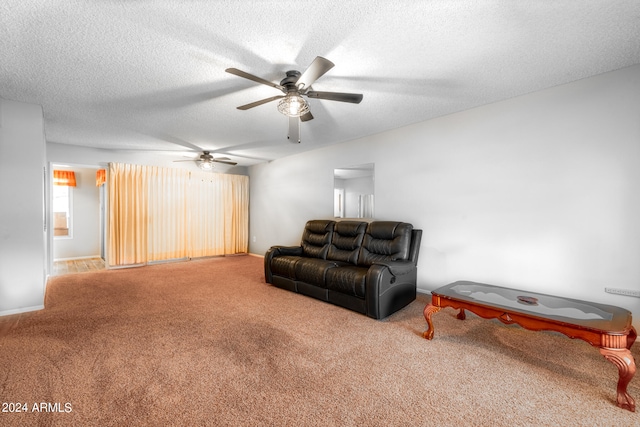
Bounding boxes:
[277,94,309,117]
[199,161,214,170]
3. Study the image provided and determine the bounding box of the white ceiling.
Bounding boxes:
[2,1,639,167]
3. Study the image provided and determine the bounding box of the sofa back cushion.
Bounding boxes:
[327,221,367,264]
[358,222,414,266]
[301,220,335,259]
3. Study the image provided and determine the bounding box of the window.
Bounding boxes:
[53,184,72,237]
[53,169,76,238]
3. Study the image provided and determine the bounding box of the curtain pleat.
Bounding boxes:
[108,163,248,267]
[227,174,249,253]
[147,167,190,262]
[108,163,148,265]
[189,171,249,257]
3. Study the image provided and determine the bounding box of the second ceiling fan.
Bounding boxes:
[225,56,363,143]
[173,151,237,171]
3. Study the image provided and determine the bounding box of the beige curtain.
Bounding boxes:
[108,163,249,267]
[189,171,249,257]
[147,166,190,262]
[225,173,249,254]
[108,163,149,265]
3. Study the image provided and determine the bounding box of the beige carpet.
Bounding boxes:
[0,255,638,426]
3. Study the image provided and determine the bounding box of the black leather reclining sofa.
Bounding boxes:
[264,220,422,319]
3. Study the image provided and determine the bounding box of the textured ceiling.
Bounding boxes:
[2,1,639,166]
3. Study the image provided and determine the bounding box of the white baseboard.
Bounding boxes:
[0,305,44,317]
[54,255,102,262]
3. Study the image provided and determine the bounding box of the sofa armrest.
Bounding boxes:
[371,260,416,277]
[264,245,303,283]
[365,261,417,319]
[269,245,303,257]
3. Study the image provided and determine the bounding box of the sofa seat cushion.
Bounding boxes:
[325,266,368,298]
[294,258,339,288]
[270,256,300,279]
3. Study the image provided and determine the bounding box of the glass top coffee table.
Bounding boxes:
[423,281,637,412]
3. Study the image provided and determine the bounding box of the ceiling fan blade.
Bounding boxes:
[295,56,335,91]
[173,159,197,162]
[306,91,363,104]
[225,68,284,91]
[300,111,314,122]
[288,116,300,144]
[212,159,238,166]
[237,95,284,110]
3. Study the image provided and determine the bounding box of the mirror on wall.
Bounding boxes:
[333,163,374,219]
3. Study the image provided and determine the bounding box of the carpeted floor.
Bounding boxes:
[0,255,638,426]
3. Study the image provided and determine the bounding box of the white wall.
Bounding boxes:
[0,98,46,315]
[248,65,640,326]
[52,166,101,260]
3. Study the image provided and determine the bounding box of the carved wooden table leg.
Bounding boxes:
[599,347,636,412]
[456,308,466,320]
[423,303,441,340]
[628,327,637,350]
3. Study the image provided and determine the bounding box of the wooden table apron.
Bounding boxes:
[423,293,637,412]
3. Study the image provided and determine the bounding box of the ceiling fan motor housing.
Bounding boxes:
[281,70,302,91]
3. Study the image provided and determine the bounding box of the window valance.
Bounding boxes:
[53,170,76,187]
[96,169,106,187]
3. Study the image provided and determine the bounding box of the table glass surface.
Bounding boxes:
[433,281,632,332]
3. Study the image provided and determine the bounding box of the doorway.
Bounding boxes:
[50,164,104,274]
